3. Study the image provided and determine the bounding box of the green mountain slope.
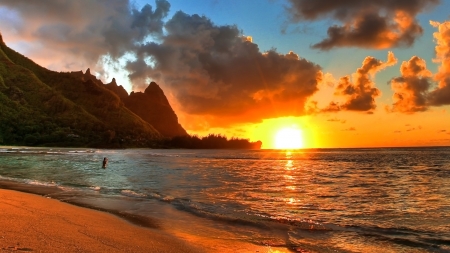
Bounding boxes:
[0,34,161,147]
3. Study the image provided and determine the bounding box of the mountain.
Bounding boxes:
[0,33,261,149]
[116,82,188,138]
[0,33,166,148]
[80,67,188,138]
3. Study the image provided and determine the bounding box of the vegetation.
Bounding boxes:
[0,36,262,149]
[0,38,161,148]
[163,134,262,149]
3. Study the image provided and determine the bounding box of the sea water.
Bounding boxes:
[0,146,449,252]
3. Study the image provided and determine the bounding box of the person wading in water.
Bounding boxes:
[102,157,108,168]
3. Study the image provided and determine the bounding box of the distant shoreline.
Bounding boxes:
[2,144,449,150]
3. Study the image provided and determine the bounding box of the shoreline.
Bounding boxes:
[0,188,285,253]
[0,189,205,253]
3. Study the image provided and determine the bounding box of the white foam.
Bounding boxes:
[121,189,146,197]
[90,186,101,191]
[26,179,58,187]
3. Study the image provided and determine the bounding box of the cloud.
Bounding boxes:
[286,0,440,50]
[326,118,346,124]
[0,0,170,70]
[126,11,324,126]
[325,52,397,112]
[388,56,433,113]
[386,21,450,113]
[428,21,450,106]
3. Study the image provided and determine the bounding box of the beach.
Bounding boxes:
[0,189,274,253]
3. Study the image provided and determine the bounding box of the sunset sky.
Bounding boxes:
[1,0,450,149]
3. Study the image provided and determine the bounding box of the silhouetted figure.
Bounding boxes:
[102,157,108,169]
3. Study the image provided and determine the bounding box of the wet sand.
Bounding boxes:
[0,189,208,252]
[0,189,279,253]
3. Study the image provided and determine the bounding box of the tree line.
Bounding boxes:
[162,134,262,149]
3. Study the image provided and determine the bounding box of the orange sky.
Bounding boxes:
[0,0,449,149]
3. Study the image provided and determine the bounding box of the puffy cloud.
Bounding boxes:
[384,21,450,114]
[286,0,439,50]
[0,0,170,69]
[428,21,450,105]
[325,52,397,112]
[126,11,324,126]
[389,56,433,113]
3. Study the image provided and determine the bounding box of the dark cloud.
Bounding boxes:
[0,0,170,66]
[286,0,440,50]
[388,56,432,113]
[326,52,397,112]
[126,11,324,126]
[322,101,341,113]
[326,117,346,123]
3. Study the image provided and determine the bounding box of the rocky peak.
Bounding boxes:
[105,78,128,100]
[124,81,188,138]
[81,68,104,86]
[144,81,170,105]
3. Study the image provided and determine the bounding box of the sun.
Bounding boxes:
[274,127,304,149]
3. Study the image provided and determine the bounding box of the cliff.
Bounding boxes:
[122,82,188,138]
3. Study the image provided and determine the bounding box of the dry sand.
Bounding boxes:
[0,189,282,253]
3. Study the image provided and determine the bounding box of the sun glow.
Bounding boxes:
[274,127,304,149]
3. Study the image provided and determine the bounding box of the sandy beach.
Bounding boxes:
[0,189,275,253]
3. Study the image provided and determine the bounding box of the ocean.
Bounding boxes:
[0,146,449,252]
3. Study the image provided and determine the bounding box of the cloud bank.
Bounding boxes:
[286,0,440,50]
[126,11,323,126]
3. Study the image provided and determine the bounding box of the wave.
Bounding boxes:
[0,147,96,155]
[121,189,147,198]
[90,186,101,191]
[25,179,59,187]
